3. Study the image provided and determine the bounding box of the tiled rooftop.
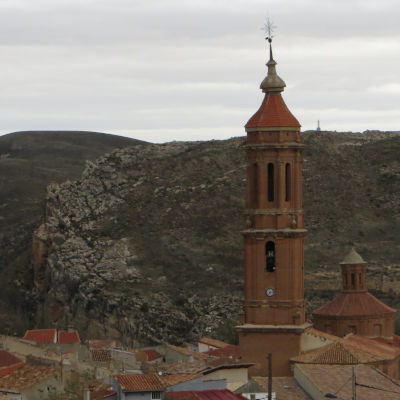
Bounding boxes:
[166,389,247,400]
[245,93,300,129]
[58,330,80,344]
[163,359,207,375]
[91,349,112,362]
[0,351,23,369]
[344,334,400,359]
[23,329,57,344]
[163,358,252,375]
[205,345,240,359]
[291,339,392,365]
[167,344,209,360]
[114,374,164,391]
[313,291,396,317]
[74,385,116,400]
[138,349,162,362]
[89,339,121,349]
[304,327,340,343]
[296,364,400,400]
[198,338,230,349]
[0,364,58,391]
[159,373,201,387]
[251,377,310,400]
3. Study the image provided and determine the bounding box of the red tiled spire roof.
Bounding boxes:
[245,39,300,130]
[245,93,300,129]
[23,329,57,344]
[313,292,396,317]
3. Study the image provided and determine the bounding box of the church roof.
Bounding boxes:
[291,340,391,364]
[313,291,396,317]
[245,93,300,129]
[245,40,300,130]
[340,247,366,264]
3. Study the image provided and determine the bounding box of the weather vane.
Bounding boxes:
[261,17,276,43]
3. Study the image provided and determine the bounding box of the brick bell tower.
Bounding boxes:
[237,38,310,377]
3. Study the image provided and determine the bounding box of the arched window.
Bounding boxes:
[267,163,274,202]
[285,163,291,202]
[253,163,258,207]
[351,273,355,288]
[265,241,275,272]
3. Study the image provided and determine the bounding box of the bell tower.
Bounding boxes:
[237,37,310,377]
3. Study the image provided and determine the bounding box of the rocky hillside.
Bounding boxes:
[27,130,400,345]
[0,131,144,334]
[1,130,400,344]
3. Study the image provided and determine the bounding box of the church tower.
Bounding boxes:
[237,39,310,377]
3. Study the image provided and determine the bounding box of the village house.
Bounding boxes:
[0,364,62,400]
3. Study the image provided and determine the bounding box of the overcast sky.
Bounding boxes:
[0,0,399,143]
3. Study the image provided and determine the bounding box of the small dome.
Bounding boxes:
[340,248,366,265]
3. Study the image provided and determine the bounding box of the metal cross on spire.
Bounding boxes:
[262,17,276,43]
[261,17,276,61]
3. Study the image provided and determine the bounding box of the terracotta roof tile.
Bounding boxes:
[91,349,112,362]
[0,351,24,378]
[166,389,247,400]
[163,360,207,375]
[167,344,208,360]
[23,329,57,344]
[0,365,58,391]
[205,345,240,359]
[89,339,121,349]
[344,334,400,358]
[304,327,340,342]
[115,374,164,391]
[0,351,23,369]
[313,292,396,317]
[74,385,117,400]
[245,93,300,129]
[291,339,392,364]
[159,373,200,387]
[252,377,310,400]
[138,349,162,362]
[198,338,230,349]
[296,364,400,400]
[58,330,80,344]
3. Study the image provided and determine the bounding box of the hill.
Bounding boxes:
[0,131,145,334]
[1,130,400,344]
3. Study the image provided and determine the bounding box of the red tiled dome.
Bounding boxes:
[313,292,396,317]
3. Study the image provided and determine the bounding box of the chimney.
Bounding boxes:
[83,388,90,400]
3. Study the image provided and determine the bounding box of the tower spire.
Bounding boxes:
[260,27,286,93]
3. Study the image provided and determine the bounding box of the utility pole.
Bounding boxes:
[267,353,272,400]
[352,366,357,400]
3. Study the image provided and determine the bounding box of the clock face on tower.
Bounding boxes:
[266,288,275,297]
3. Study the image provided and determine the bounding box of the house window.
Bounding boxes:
[285,163,291,201]
[152,392,162,399]
[265,241,275,272]
[351,273,355,288]
[267,163,274,202]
